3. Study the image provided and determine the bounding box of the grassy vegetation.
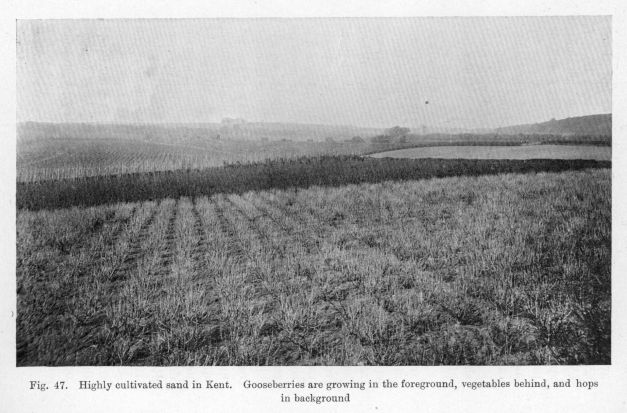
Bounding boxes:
[17,168,610,365]
[17,156,609,210]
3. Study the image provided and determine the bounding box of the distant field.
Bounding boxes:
[17,169,611,365]
[17,137,367,182]
[370,145,611,161]
[17,121,611,182]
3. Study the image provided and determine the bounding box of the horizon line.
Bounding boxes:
[17,112,611,131]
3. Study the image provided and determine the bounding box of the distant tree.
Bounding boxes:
[325,137,336,144]
[385,126,410,138]
[370,126,411,149]
[351,136,365,143]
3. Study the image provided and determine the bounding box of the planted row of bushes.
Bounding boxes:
[17,156,611,210]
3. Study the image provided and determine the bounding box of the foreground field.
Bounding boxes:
[17,169,610,365]
[370,144,611,161]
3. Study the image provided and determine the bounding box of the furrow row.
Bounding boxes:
[211,195,248,262]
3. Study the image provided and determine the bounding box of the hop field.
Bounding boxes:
[16,168,610,365]
[16,135,368,182]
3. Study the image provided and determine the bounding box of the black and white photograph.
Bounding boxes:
[14,16,612,368]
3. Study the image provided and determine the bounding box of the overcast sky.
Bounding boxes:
[17,17,611,129]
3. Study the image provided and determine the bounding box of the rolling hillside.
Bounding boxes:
[496,114,611,136]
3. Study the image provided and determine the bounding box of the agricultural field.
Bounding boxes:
[17,135,368,182]
[370,144,612,161]
[17,122,610,182]
[17,167,610,366]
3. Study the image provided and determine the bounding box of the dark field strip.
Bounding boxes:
[17,156,610,211]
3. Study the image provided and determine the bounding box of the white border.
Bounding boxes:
[2,2,626,412]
